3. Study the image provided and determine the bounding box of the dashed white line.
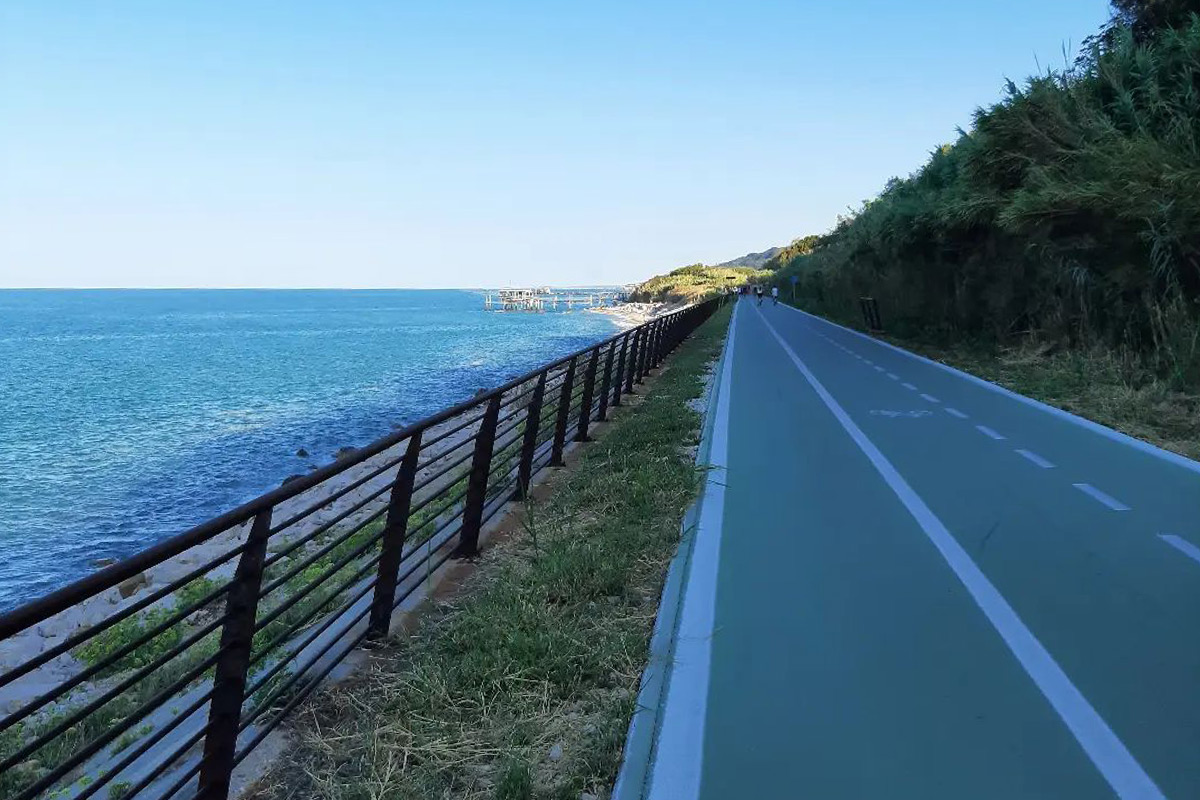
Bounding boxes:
[1015,449,1056,469]
[874,366,885,373]
[919,393,940,404]
[752,306,1165,800]
[1159,534,1200,566]
[945,408,969,419]
[887,373,900,380]
[901,382,919,391]
[975,425,1006,440]
[1073,483,1131,512]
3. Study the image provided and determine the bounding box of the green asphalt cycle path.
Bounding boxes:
[645,299,1200,799]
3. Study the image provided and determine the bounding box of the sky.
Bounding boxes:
[0,1,1112,289]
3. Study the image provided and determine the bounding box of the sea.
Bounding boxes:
[0,289,622,610]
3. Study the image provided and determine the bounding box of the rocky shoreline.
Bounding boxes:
[0,404,494,717]
[586,300,683,329]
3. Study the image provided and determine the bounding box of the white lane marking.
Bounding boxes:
[1159,534,1200,567]
[887,373,900,380]
[1015,449,1056,469]
[752,306,1164,800]
[919,393,940,404]
[649,302,739,798]
[1156,534,1200,566]
[778,303,1200,477]
[976,425,1006,440]
[945,407,969,420]
[863,359,874,366]
[901,382,919,391]
[874,366,886,373]
[1073,483,1131,512]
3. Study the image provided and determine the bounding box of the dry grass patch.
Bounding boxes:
[898,337,1200,460]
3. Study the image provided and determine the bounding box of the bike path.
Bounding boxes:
[644,299,1200,799]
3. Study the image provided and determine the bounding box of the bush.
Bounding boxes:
[773,14,1200,386]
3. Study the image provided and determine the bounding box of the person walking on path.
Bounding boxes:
[771,285,779,305]
[755,285,764,305]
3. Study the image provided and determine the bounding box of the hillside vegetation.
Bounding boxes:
[769,1,1200,391]
[715,248,782,268]
[631,264,769,303]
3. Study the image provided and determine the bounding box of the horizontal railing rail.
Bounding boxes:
[0,297,721,800]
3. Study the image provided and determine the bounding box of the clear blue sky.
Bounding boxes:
[0,1,1111,289]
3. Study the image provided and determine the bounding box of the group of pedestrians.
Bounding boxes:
[731,283,778,305]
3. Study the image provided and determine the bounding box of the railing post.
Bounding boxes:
[198,508,273,800]
[366,431,422,640]
[597,339,616,422]
[612,333,629,407]
[663,315,677,356]
[651,319,666,368]
[625,328,641,393]
[455,394,502,558]
[517,372,547,499]
[860,297,883,333]
[647,320,658,371]
[636,323,651,383]
[575,347,600,442]
[866,297,884,333]
[550,356,577,466]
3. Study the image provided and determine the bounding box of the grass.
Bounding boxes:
[789,296,1200,460]
[897,336,1200,460]
[253,306,731,800]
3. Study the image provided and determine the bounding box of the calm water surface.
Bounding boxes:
[0,289,620,608]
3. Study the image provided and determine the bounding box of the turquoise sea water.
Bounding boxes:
[0,289,620,609]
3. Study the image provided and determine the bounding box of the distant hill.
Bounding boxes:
[715,248,781,269]
[631,263,770,303]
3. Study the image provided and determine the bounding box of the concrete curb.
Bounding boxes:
[611,308,733,800]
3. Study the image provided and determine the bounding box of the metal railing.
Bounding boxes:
[0,297,720,800]
[859,296,884,334]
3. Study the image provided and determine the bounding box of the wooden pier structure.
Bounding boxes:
[485,286,629,311]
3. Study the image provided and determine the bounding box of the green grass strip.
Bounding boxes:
[255,306,731,800]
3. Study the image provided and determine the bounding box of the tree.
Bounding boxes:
[1109,0,1200,40]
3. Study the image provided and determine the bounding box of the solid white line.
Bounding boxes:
[945,407,969,420]
[752,306,1162,800]
[778,303,1200,476]
[901,382,919,391]
[647,302,738,799]
[1159,534,1200,567]
[1073,483,1132,512]
[976,425,1006,441]
[919,393,940,404]
[1015,449,1056,469]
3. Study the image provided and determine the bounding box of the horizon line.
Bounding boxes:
[0,284,630,291]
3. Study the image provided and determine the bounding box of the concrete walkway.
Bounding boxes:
[638,298,1200,799]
